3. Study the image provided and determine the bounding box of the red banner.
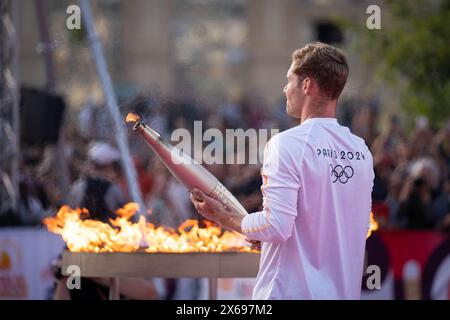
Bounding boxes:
[362,230,450,300]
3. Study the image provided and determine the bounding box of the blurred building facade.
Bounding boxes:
[18,0,376,109]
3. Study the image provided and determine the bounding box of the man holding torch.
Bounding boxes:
[190,42,374,299]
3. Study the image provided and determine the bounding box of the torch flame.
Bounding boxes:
[126,112,140,123]
[43,203,254,253]
[366,212,379,239]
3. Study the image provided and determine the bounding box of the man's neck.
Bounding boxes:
[300,98,337,124]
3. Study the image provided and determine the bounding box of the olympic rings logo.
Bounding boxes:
[330,164,354,184]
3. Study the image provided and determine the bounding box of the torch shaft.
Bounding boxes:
[134,122,248,217]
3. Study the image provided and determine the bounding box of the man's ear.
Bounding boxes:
[302,77,311,94]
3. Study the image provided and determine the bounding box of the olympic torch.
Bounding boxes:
[126,113,248,217]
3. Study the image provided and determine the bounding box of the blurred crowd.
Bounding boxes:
[2,93,450,235]
[369,116,450,232]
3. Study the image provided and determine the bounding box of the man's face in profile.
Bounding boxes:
[284,64,304,119]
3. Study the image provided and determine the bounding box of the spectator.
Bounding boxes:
[67,142,127,222]
[432,177,450,233]
[385,168,407,228]
[397,177,434,229]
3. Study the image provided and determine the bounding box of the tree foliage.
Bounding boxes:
[342,0,450,127]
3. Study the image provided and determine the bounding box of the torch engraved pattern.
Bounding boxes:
[209,181,248,216]
[133,121,248,217]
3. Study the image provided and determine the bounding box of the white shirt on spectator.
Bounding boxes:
[242,117,374,299]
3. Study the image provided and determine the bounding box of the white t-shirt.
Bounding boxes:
[241,117,374,299]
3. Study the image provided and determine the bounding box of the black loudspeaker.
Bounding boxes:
[20,87,66,146]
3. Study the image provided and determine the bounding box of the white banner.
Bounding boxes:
[0,228,65,300]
